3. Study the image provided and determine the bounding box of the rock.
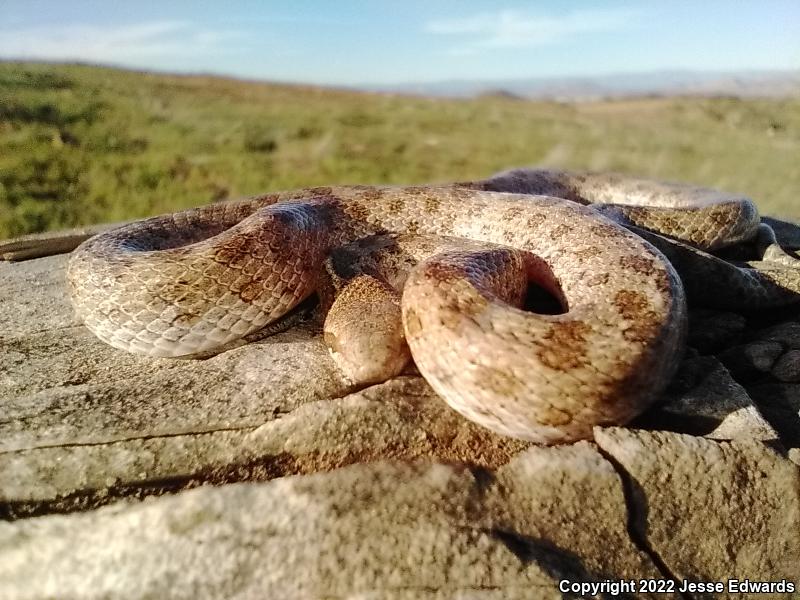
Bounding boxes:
[485,443,669,588]
[772,349,800,382]
[746,383,800,446]
[752,320,800,350]
[0,455,674,599]
[3,245,800,596]
[1,372,532,509]
[651,356,778,441]
[1,255,530,511]
[686,309,747,354]
[595,428,800,586]
[718,341,783,381]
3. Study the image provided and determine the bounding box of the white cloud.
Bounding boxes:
[426,8,636,53]
[0,21,244,63]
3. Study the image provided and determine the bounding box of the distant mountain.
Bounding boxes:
[360,70,800,100]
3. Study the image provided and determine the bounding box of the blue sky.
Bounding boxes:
[1,1,798,85]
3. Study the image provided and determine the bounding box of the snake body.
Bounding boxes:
[66,169,800,443]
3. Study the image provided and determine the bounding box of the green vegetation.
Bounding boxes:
[1,61,798,238]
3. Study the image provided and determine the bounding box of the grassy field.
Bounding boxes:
[1,61,798,238]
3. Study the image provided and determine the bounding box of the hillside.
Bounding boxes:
[1,61,799,238]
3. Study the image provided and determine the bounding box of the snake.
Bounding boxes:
[66,168,800,444]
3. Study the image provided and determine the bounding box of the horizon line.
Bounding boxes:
[2,58,799,90]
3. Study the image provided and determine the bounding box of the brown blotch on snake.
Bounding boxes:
[618,254,659,276]
[613,289,662,344]
[387,196,406,215]
[537,321,591,371]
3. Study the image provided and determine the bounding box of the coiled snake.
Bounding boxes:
[66,169,800,444]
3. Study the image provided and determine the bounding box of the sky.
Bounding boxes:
[0,1,798,86]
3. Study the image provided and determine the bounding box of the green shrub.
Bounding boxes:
[243,125,280,153]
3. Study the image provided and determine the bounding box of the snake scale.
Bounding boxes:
[66,168,800,444]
